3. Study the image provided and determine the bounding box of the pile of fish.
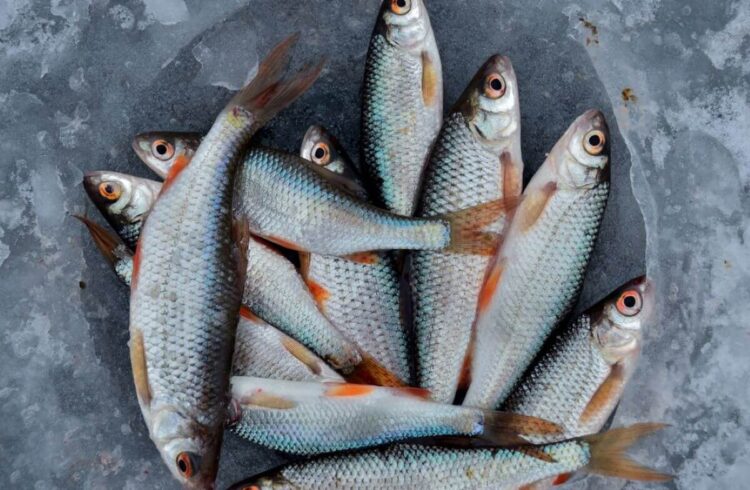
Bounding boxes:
[79,1,671,488]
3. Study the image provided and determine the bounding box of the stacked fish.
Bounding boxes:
[79,1,670,489]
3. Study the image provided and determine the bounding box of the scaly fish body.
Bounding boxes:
[235,424,670,489]
[361,0,443,215]
[503,277,652,442]
[77,216,342,384]
[128,37,322,488]
[464,110,611,410]
[233,146,491,256]
[230,377,560,456]
[82,171,161,249]
[242,235,362,371]
[300,125,410,382]
[409,55,523,403]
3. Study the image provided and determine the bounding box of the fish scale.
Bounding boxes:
[300,126,411,382]
[361,0,443,216]
[463,110,611,410]
[410,54,523,404]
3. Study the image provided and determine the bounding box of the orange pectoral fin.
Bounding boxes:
[343,252,380,265]
[517,182,557,233]
[239,306,262,323]
[477,260,505,314]
[280,336,323,376]
[264,235,307,253]
[553,473,574,485]
[421,51,439,107]
[240,391,297,409]
[159,154,191,195]
[129,328,151,406]
[325,383,375,398]
[344,353,406,388]
[305,279,330,308]
[501,151,523,202]
[580,363,625,425]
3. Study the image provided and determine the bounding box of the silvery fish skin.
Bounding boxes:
[463,110,611,410]
[119,136,367,373]
[128,37,322,488]
[233,146,490,256]
[503,277,652,443]
[232,311,343,383]
[131,131,201,179]
[76,216,342,384]
[233,424,670,489]
[229,377,560,456]
[299,125,411,382]
[409,55,523,403]
[242,235,362,371]
[361,0,443,216]
[82,171,161,249]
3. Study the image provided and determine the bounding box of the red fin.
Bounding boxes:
[518,182,557,233]
[74,215,126,267]
[298,251,311,279]
[345,353,406,388]
[325,383,376,397]
[580,363,625,425]
[501,151,523,204]
[477,259,505,314]
[343,252,380,265]
[583,423,673,482]
[442,198,516,256]
[159,153,190,195]
[456,334,475,398]
[239,306,262,323]
[305,279,330,308]
[553,473,573,485]
[131,239,142,291]
[264,235,307,253]
[390,387,431,399]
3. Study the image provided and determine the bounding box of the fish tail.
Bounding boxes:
[478,411,563,447]
[344,352,407,387]
[441,198,516,256]
[74,214,128,266]
[227,33,325,125]
[583,423,673,482]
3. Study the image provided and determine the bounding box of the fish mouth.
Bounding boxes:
[82,171,106,204]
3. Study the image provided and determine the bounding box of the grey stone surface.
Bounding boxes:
[0,0,746,488]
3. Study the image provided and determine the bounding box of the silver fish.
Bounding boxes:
[128,36,323,488]
[233,145,503,256]
[361,0,443,216]
[229,377,561,456]
[299,125,411,383]
[409,55,523,403]
[82,171,161,250]
[233,424,671,489]
[464,110,611,410]
[503,277,652,442]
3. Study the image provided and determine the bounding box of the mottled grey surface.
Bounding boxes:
[0,0,746,488]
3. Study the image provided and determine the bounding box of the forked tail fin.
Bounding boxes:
[583,423,673,482]
[226,33,325,126]
[441,197,517,256]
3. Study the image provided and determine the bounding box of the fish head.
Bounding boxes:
[553,109,610,190]
[149,405,221,489]
[460,54,520,148]
[300,125,360,181]
[131,131,201,179]
[379,0,430,50]
[592,276,654,364]
[83,171,158,231]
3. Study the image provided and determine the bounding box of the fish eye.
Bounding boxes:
[390,0,411,15]
[616,289,642,316]
[311,142,330,165]
[98,181,121,201]
[151,139,175,161]
[484,73,506,99]
[176,452,199,479]
[583,130,606,155]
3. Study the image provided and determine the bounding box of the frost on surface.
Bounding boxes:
[0,0,747,488]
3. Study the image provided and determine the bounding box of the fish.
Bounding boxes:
[128,35,323,488]
[408,55,523,403]
[299,125,411,383]
[463,109,611,410]
[361,0,443,216]
[76,216,343,384]
[230,424,671,489]
[125,136,402,381]
[503,277,652,442]
[229,377,562,456]
[233,145,506,256]
[131,131,201,179]
[82,171,161,250]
